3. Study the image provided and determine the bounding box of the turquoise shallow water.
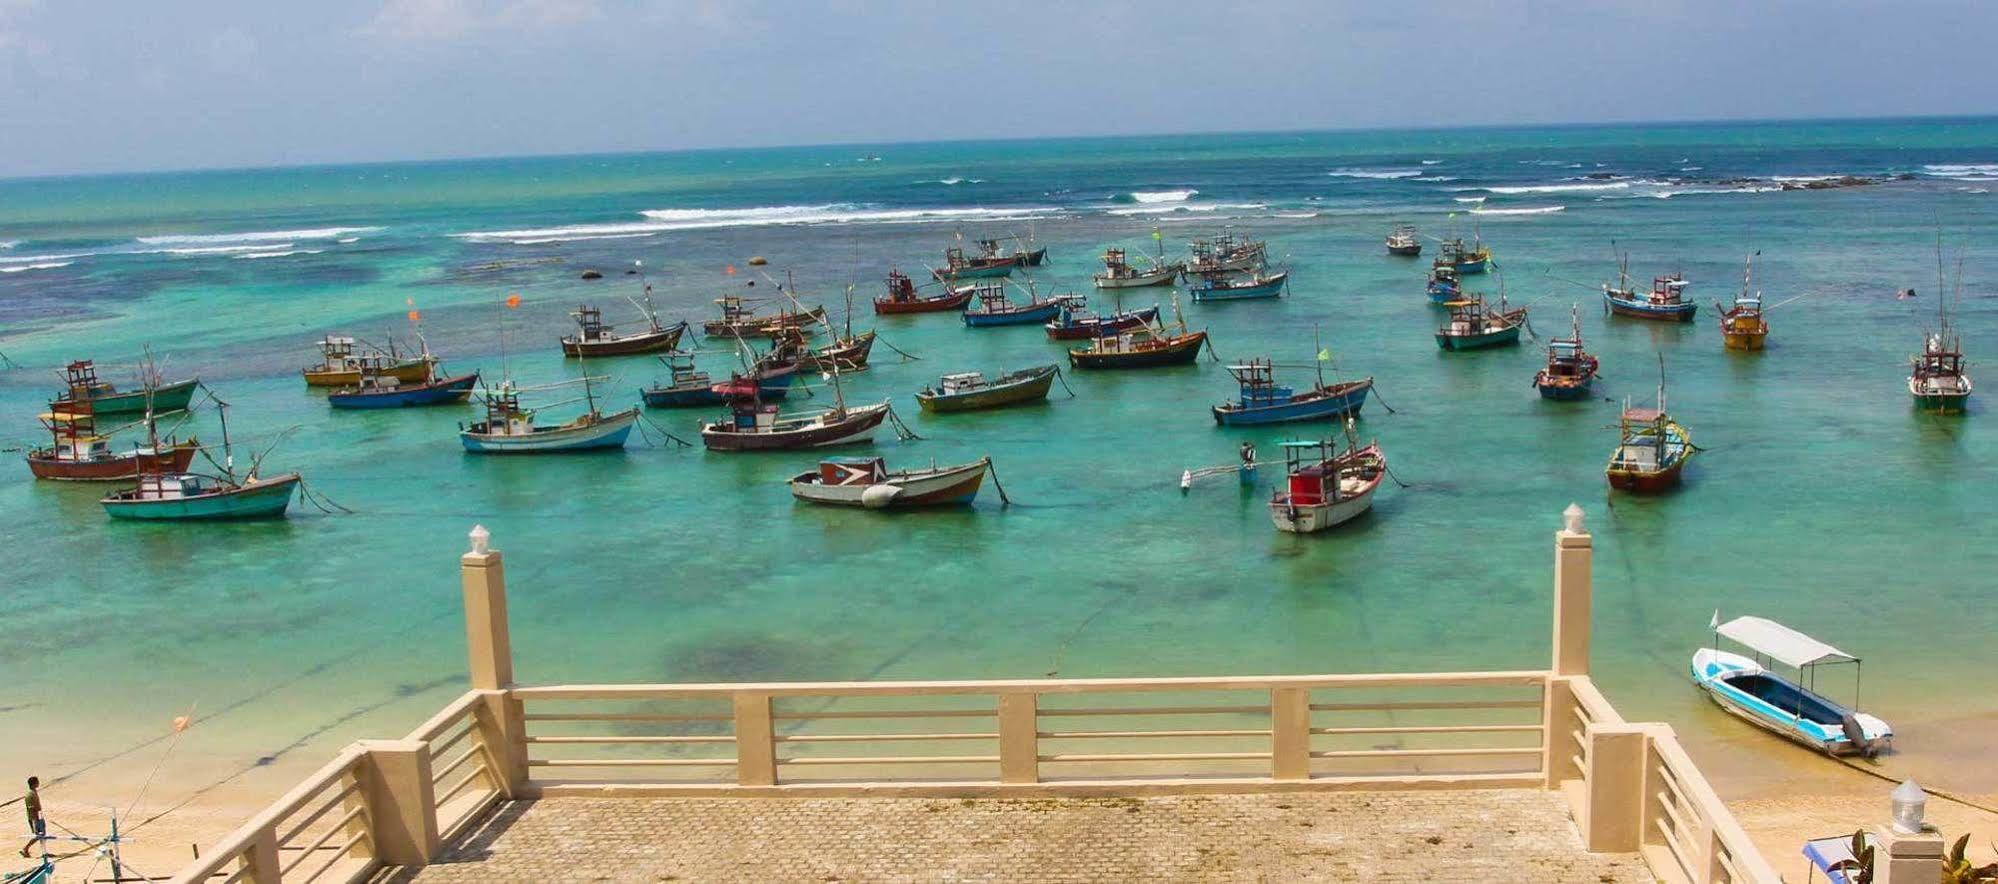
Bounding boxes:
[2,119,1995,805]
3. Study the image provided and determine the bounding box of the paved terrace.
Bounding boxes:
[380,791,1648,883]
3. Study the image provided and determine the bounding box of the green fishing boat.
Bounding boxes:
[54,360,199,415]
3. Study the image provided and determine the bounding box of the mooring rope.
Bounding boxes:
[639,414,693,447]
[983,456,1012,506]
[884,404,923,441]
[1828,755,1998,818]
[1052,366,1077,398]
[295,477,355,514]
[878,337,922,362]
[1367,382,1402,415]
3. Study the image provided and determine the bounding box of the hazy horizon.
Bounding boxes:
[2,0,1994,178]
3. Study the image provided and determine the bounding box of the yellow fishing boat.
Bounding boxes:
[302,336,434,387]
[1716,253,1768,351]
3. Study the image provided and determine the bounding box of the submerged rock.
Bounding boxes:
[580,269,603,280]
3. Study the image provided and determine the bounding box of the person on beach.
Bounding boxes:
[18,776,44,857]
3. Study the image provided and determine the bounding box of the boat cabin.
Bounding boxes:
[474,389,536,437]
[1277,440,1370,506]
[817,456,887,486]
[1543,341,1589,376]
[1225,360,1295,407]
[883,270,917,303]
[943,247,971,272]
[1648,274,1689,304]
[39,410,111,462]
[1610,408,1673,471]
[127,472,219,501]
[970,283,1012,312]
[62,360,115,399]
[1914,333,1966,378]
[935,372,989,395]
[572,305,611,341]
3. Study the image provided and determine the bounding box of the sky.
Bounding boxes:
[0,0,1992,178]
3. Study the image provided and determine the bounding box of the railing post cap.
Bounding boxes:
[1558,503,1591,545]
[468,524,491,554]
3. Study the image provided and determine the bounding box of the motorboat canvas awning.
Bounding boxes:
[1716,616,1857,669]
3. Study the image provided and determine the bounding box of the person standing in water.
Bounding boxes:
[17,776,43,858]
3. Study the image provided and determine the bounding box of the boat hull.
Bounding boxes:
[916,367,1058,413]
[560,323,686,357]
[1453,257,1489,274]
[460,409,639,453]
[328,373,480,409]
[27,441,199,481]
[1068,332,1207,369]
[1911,391,1970,414]
[701,404,889,451]
[934,263,1015,282]
[1044,307,1159,340]
[1722,331,1766,350]
[1435,327,1521,350]
[643,369,796,408]
[67,378,201,415]
[1387,243,1422,257]
[1605,460,1684,492]
[1212,379,1372,426]
[1605,294,1698,322]
[789,460,988,508]
[1270,484,1378,533]
[304,360,433,388]
[873,289,973,315]
[1535,378,1595,401]
[964,302,1063,327]
[1190,276,1287,301]
[1093,267,1180,288]
[102,473,299,521]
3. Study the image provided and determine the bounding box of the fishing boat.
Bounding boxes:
[980,237,1046,267]
[1432,234,1491,274]
[788,456,990,508]
[1068,301,1209,369]
[915,365,1060,413]
[1426,266,1462,304]
[1692,615,1891,756]
[1093,248,1182,289]
[52,360,199,415]
[962,282,1067,327]
[1185,234,1266,276]
[99,403,298,520]
[1043,296,1159,340]
[1189,269,1288,302]
[1435,296,1527,351]
[1606,365,1694,491]
[700,397,891,451]
[932,246,1017,282]
[873,270,972,314]
[1533,306,1599,400]
[1909,247,1971,414]
[1603,254,1696,321]
[1714,254,1769,350]
[641,353,797,408]
[1269,437,1387,534]
[701,295,828,339]
[459,380,639,453]
[1385,223,1422,256]
[1211,358,1372,426]
[327,368,479,408]
[302,336,433,387]
[26,406,199,481]
[559,304,687,357]
[794,329,877,372]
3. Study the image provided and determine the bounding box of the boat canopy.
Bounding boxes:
[1717,616,1857,669]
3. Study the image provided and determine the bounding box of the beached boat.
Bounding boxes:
[1603,255,1696,321]
[302,336,433,387]
[1606,369,1694,491]
[1185,235,1266,276]
[52,360,199,415]
[788,456,990,508]
[559,303,687,357]
[1269,438,1386,534]
[1435,296,1527,351]
[1189,269,1288,302]
[1533,306,1599,401]
[915,365,1059,413]
[26,407,199,481]
[1692,616,1891,756]
[1715,254,1768,350]
[641,353,797,408]
[1433,235,1491,274]
[932,246,1016,282]
[1092,248,1182,289]
[101,471,300,520]
[962,283,1067,327]
[874,270,972,314]
[701,296,828,339]
[459,381,638,453]
[328,369,479,408]
[700,399,890,451]
[1385,223,1422,256]
[1426,266,1462,304]
[1211,359,1371,426]
[1043,296,1159,340]
[1068,300,1209,369]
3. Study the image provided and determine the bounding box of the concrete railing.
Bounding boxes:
[171,508,1783,883]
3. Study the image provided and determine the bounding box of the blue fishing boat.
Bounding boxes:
[1211,359,1372,426]
[460,381,638,453]
[641,353,797,408]
[1603,256,1696,321]
[962,283,1066,327]
[1434,235,1491,274]
[1692,615,1891,757]
[101,471,300,520]
[1189,270,1288,302]
[1426,266,1462,303]
[327,370,480,409]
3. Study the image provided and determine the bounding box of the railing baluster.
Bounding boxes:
[733,692,777,787]
[1270,687,1311,781]
[997,692,1039,784]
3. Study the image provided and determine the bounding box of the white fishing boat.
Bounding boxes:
[1691,615,1891,756]
[1268,438,1385,534]
[787,456,990,508]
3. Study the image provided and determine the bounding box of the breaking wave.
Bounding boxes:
[0,261,71,274]
[1129,189,1198,203]
[134,226,380,247]
[234,248,325,260]
[1327,168,1423,179]
[454,204,1064,243]
[1471,205,1566,216]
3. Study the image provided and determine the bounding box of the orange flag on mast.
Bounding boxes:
[504,293,522,309]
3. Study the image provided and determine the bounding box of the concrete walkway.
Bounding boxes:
[380,789,1648,883]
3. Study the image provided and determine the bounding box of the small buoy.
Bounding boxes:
[580,270,603,280]
[747,256,768,266]
[1180,470,1193,492]
[861,484,902,509]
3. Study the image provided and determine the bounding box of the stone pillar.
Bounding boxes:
[241,826,282,884]
[354,739,441,867]
[1870,827,1944,884]
[1270,688,1312,781]
[460,526,513,691]
[1552,504,1593,677]
[1541,675,1581,789]
[733,693,777,787]
[1579,724,1648,852]
[997,693,1040,784]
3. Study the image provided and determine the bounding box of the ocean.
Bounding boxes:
[1,117,1994,812]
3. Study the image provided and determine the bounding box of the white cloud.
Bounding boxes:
[359,0,605,43]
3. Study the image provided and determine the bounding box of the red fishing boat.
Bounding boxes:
[1533,306,1599,400]
[1067,299,1210,369]
[25,405,199,481]
[873,270,973,314]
